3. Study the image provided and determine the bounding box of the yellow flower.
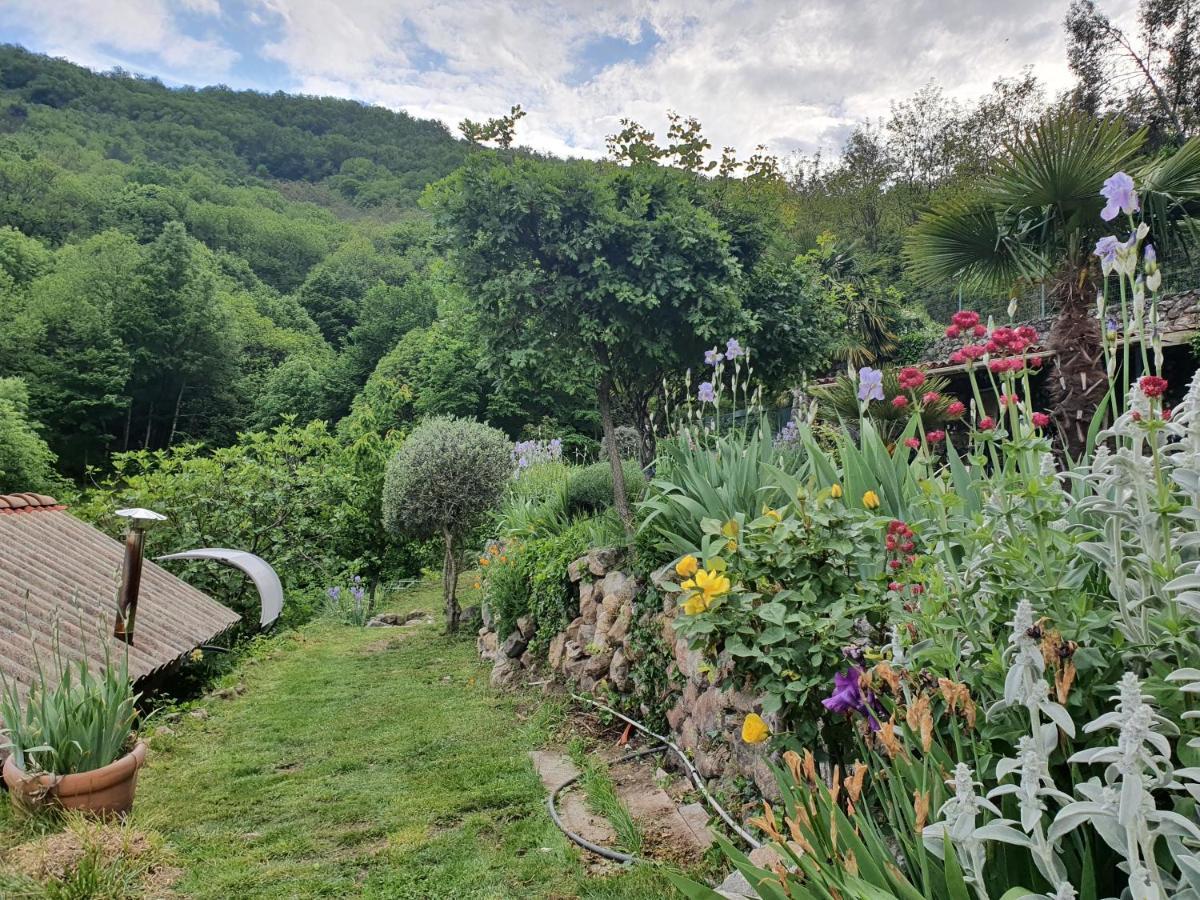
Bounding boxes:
[682,592,710,615]
[479,557,490,566]
[693,568,731,602]
[830,483,843,499]
[189,648,203,663]
[681,578,696,591]
[473,581,482,590]
[763,506,782,522]
[742,713,770,744]
[863,490,881,510]
[721,518,740,538]
[675,555,699,578]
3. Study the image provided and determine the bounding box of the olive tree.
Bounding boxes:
[382,416,512,631]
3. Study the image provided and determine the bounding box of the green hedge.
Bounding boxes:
[565,460,645,516]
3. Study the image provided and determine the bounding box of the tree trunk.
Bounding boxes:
[143,400,154,450]
[442,528,461,633]
[122,400,132,453]
[1047,263,1108,458]
[168,381,186,448]
[632,386,658,474]
[597,361,634,538]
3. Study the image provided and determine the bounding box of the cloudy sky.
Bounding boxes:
[0,0,1138,160]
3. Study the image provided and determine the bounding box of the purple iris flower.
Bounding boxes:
[857,366,884,403]
[327,586,341,601]
[697,381,716,403]
[1144,243,1156,265]
[1100,171,1139,221]
[704,347,722,366]
[725,338,743,360]
[351,585,366,603]
[822,667,881,730]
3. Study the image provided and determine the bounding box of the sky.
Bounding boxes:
[0,0,1139,161]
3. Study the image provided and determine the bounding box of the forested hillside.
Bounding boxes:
[0,45,484,478]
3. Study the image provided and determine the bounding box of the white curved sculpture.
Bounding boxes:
[157,548,283,629]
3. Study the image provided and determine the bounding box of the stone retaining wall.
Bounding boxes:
[477,547,775,796]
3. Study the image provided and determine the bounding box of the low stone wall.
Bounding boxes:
[477,547,775,796]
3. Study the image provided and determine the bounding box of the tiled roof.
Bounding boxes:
[0,492,66,513]
[0,494,240,720]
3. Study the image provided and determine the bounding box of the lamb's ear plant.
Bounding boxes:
[0,625,139,775]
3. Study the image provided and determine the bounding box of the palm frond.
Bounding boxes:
[1137,136,1200,255]
[991,114,1144,215]
[904,196,1023,290]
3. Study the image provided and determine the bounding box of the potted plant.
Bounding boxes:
[1,640,145,815]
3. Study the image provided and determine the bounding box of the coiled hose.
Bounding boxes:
[545,693,762,864]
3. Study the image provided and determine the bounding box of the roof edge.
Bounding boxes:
[0,493,65,513]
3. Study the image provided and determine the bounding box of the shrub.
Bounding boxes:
[74,421,377,628]
[0,376,61,495]
[383,416,512,631]
[566,460,644,516]
[599,425,640,462]
[482,519,595,649]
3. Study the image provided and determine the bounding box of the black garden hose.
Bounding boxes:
[547,692,762,861]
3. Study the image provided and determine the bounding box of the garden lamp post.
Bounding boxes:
[113,507,168,646]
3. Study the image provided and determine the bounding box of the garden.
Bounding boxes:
[6,24,1200,899]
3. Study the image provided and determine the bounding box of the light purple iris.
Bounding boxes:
[1144,244,1156,265]
[725,338,743,360]
[857,366,884,403]
[697,381,716,403]
[1094,235,1120,267]
[351,585,366,603]
[327,586,341,601]
[704,347,722,366]
[1100,171,1139,221]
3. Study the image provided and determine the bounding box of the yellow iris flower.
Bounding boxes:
[863,490,881,510]
[830,483,843,499]
[675,555,699,578]
[741,713,770,744]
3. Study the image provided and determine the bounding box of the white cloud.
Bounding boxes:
[1,0,238,80]
[2,0,1148,160]
[247,0,1104,159]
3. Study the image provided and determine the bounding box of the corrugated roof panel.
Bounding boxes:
[0,497,240,712]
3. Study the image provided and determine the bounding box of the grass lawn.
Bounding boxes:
[1,581,685,899]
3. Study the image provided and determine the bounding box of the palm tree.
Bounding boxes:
[905,113,1200,454]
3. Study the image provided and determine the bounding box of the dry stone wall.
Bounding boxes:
[477,547,776,795]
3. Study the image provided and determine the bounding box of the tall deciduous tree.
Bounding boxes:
[430,155,740,533]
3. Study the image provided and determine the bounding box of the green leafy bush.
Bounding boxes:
[74,421,414,628]
[0,377,61,494]
[383,416,512,631]
[482,519,595,649]
[565,460,645,516]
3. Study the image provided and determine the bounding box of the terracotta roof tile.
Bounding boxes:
[0,493,64,513]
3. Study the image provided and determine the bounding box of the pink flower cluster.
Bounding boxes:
[945,313,1043,374]
[944,311,987,340]
[897,367,926,391]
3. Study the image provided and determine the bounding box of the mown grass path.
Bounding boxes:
[128,582,678,898]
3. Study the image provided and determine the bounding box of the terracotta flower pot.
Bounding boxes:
[3,741,147,816]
